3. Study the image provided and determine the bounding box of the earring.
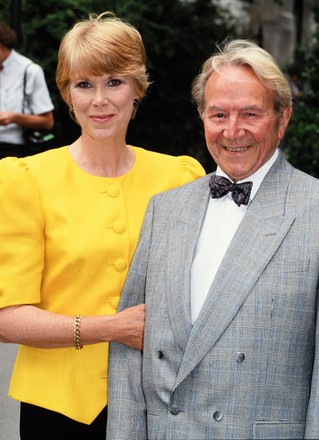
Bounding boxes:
[133,99,139,109]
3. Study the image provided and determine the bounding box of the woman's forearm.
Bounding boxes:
[0,303,145,350]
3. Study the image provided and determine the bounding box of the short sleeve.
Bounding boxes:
[178,155,206,185]
[0,158,44,307]
[25,63,54,115]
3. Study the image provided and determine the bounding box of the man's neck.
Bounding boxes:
[0,45,11,65]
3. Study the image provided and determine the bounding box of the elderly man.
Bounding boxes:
[107,39,319,439]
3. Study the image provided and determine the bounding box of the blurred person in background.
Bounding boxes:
[0,20,54,158]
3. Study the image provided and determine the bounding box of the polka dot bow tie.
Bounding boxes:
[209,174,253,207]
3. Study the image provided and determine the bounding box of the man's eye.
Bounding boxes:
[209,113,225,119]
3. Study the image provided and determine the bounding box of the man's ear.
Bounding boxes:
[278,105,293,140]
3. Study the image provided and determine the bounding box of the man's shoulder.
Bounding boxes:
[288,163,319,198]
[11,50,31,66]
[12,51,43,74]
[270,151,319,192]
[291,166,319,184]
[267,155,319,209]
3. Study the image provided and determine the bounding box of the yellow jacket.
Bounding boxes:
[0,146,205,423]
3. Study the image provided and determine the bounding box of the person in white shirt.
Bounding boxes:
[0,21,54,158]
[106,39,319,440]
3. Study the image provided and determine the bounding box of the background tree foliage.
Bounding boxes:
[3,0,318,176]
[2,0,238,171]
[283,6,319,178]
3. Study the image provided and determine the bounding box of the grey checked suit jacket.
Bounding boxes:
[107,152,319,440]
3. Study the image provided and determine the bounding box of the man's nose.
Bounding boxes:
[223,116,245,139]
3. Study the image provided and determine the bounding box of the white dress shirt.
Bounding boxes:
[190,149,279,323]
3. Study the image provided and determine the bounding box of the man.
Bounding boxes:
[107,39,319,439]
[0,21,54,158]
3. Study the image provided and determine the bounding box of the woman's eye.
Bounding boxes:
[108,78,122,87]
[76,81,91,89]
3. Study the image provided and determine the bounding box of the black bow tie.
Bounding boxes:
[209,175,253,206]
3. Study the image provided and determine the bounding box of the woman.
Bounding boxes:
[0,12,205,439]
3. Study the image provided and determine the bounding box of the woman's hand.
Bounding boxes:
[113,304,146,351]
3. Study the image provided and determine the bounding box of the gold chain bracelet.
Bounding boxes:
[74,314,83,350]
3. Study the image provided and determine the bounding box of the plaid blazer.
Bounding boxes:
[107,151,319,440]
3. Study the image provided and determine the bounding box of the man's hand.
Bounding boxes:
[0,111,16,126]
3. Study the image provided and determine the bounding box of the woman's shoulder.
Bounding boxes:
[0,155,39,201]
[131,145,192,163]
[0,156,26,184]
[0,147,68,185]
[25,146,68,164]
[131,146,205,182]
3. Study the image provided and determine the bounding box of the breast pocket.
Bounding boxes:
[266,258,310,274]
[253,421,305,439]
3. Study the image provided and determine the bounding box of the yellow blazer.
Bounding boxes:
[0,146,205,424]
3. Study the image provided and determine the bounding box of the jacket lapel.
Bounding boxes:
[173,153,296,388]
[165,177,211,350]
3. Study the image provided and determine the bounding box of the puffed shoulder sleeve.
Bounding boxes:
[0,158,44,307]
[178,155,206,184]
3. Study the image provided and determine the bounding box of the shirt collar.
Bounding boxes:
[1,49,15,69]
[216,148,279,201]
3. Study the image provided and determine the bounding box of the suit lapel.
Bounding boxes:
[173,153,296,388]
[165,177,211,350]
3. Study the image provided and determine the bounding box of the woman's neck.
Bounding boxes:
[68,138,135,177]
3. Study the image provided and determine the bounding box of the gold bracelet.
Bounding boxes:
[74,314,83,350]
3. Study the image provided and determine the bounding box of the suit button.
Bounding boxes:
[157,350,163,359]
[169,405,180,415]
[236,352,245,363]
[213,411,223,421]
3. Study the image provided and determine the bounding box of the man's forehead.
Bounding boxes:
[205,104,262,112]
